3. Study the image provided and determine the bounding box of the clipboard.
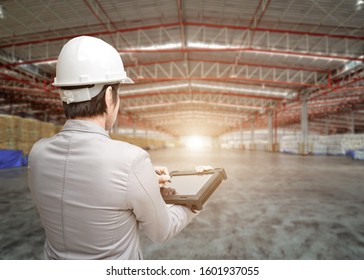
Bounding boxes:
[162,168,227,211]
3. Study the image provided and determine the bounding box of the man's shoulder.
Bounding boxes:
[28,135,57,160]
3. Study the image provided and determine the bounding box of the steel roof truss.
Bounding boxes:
[121,91,272,112]
[128,61,322,88]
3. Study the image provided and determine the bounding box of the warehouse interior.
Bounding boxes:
[0,0,364,259]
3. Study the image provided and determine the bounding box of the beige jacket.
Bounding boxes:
[28,120,197,259]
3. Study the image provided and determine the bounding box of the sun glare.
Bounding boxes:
[183,135,211,149]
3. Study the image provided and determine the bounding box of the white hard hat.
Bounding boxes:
[53,36,133,103]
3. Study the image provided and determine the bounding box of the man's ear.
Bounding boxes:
[104,86,114,109]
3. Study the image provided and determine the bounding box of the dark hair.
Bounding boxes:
[62,83,119,119]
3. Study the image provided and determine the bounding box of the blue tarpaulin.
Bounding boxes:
[346,149,364,160]
[0,149,26,169]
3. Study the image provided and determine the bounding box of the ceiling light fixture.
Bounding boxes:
[127,42,181,51]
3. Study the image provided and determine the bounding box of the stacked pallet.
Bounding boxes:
[17,118,40,155]
[308,135,327,155]
[341,134,364,151]
[0,114,57,155]
[280,134,364,157]
[0,115,21,150]
[40,121,57,138]
[280,135,301,154]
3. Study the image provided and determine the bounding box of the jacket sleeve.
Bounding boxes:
[126,149,199,243]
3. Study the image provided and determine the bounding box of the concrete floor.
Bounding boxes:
[1,147,364,260]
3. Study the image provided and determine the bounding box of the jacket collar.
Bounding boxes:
[62,119,110,137]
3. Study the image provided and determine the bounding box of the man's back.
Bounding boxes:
[28,120,145,259]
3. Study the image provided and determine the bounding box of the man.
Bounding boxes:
[28,36,199,259]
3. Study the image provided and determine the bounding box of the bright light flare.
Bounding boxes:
[182,135,211,149]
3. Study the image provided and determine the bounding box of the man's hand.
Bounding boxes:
[154,166,171,187]
[160,187,176,196]
[195,165,214,173]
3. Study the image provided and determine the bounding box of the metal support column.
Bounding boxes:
[145,129,149,148]
[250,116,255,150]
[240,118,244,149]
[274,109,279,151]
[132,117,137,138]
[301,94,309,155]
[349,110,355,134]
[268,110,273,151]
[325,115,329,135]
